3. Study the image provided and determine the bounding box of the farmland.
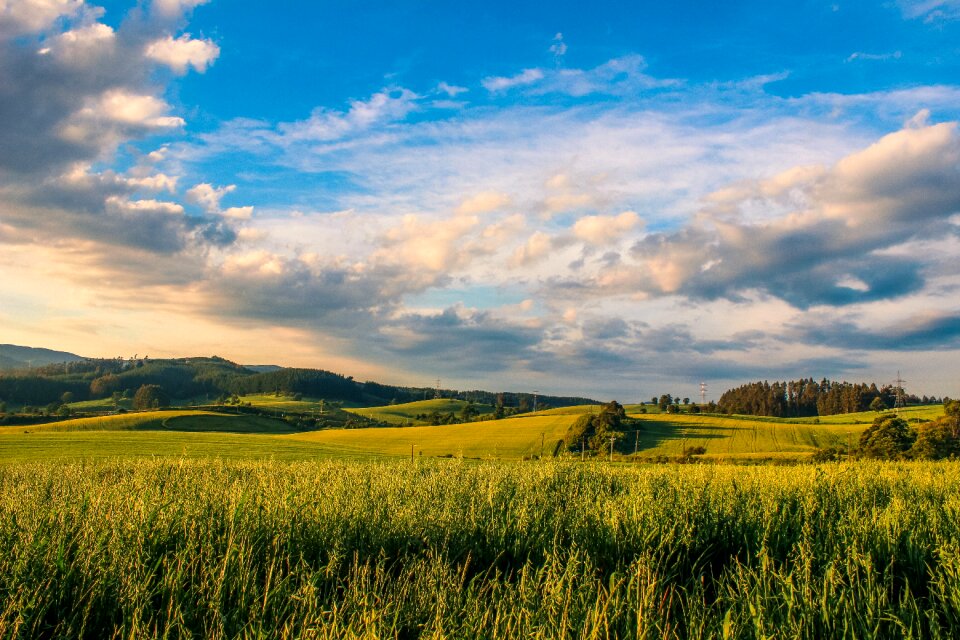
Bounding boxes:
[0,404,946,463]
[3,458,960,638]
[346,398,494,425]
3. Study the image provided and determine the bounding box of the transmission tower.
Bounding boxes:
[533,390,539,413]
[434,379,441,400]
[699,381,707,406]
[893,371,907,413]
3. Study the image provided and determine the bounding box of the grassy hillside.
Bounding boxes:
[0,404,947,463]
[287,412,571,458]
[0,410,295,434]
[346,398,494,425]
[0,431,340,463]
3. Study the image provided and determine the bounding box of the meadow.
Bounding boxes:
[346,398,494,425]
[3,459,960,638]
[0,404,945,463]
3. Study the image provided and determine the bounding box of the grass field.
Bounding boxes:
[0,405,947,463]
[288,412,571,458]
[346,398,494,425]
[4,459,960,638]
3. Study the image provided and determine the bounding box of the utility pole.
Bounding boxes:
[634,430,639,455]
[411,444,415,462]
[540,432,545,458]
[581,438,585,462]
[609,436,614,462]
[893,372,907,414]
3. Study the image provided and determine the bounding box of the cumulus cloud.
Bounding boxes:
[151,0,209,19]
[145,34,220,74]
[606,121,960,307]
[42,22,115,63]
[573,211,642,244]
[186,182,236,212]
[0,0,83,36]
[456,191,511,215]
[510,231,555,267]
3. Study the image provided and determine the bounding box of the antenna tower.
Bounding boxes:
[699,381,707,406]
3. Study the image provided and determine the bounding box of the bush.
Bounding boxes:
[858,414,915,459]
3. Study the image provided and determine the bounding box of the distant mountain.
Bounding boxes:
[0,344,85,371]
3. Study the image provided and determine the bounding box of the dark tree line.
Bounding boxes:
[0,356,600,410]
[717,379,932,418]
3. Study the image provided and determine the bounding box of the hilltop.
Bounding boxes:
[0,346,598,412]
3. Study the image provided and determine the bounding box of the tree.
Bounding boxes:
[870,397,888,412]
[912,417,960,459]
[133,384,170,410]
[90,373,120,398]
[459,402,478,422]
[60,391,75,404]
[858,414,915,459]
[566,401,627,453]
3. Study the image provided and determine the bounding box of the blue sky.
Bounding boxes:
[2,0,960,400]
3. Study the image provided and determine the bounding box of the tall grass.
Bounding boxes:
[1,460,959,638]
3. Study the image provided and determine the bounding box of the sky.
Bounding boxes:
[2,0,960,401]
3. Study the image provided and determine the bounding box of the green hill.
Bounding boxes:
[0,410,296,435]
[346,399,494,425]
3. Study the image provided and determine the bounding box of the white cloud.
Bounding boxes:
[846,51,902,63]
[279,88,419,142]
[456,191,511,215]
[482,68,545,92]
[510,231,554,267]
[151,0,209,19]
[80,89,183,127]
[573,211,642,244]
[145,34,220,74]
[105,196,184,215]
[549,33,567,61]
[0,0,83,36]
[898,0,960,21]
[45,22,115,63]
[376,213,480,274]
[437,81,468,97]
[223,206,254,220]
[186,183,236,212]
[125,173,178,192]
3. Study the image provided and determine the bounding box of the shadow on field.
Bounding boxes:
[157,414,299,435]
[630,418,732,453]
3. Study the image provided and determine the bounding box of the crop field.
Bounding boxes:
[0,410,295,434]
[346,398,494,425]
[288,413,571,458]
[0,405,946,463]
[3,458,960,639]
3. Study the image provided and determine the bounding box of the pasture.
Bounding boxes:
[346,398,494,425]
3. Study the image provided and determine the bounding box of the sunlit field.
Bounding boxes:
[346,398,494,425]
[3,459,960,638]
